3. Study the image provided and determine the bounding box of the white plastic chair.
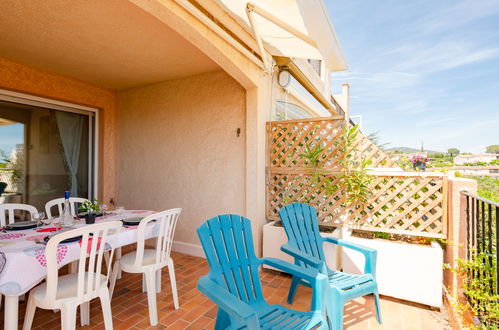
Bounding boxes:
[0,203,39,308]
[45,197,90,219]
[0,203,38,226]
[109,208,181,326]
[23,221,123,330]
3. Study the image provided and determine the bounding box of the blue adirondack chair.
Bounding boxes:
[196,214,329,329]
[279,203,381,329]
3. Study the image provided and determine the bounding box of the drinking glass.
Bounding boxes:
[33,211,46,227]
[100,204,109,215]
[116,206,125,215]
[42,216,53,226]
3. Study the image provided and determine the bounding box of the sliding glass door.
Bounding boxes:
[0,99,95,213]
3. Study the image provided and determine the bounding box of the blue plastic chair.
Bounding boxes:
[197,214,329,329]
[279,203,382,329]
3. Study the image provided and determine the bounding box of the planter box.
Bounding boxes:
[342,235,443,308]
[262,222,443,308]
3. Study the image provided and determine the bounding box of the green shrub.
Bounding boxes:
[447,252,499,328]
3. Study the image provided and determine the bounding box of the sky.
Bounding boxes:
[0,123,23,157]
[326,0,499,153]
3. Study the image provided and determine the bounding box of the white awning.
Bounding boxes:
[216,0,347,71]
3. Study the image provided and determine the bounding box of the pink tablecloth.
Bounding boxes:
[0,210,155,296]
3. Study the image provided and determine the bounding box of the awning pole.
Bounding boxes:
[246,3,317,48]
[245,4,271,72]
[175,0,266,70]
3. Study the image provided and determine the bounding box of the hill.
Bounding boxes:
[385,147,442,154]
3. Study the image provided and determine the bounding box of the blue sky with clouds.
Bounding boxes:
[326,0,499,153]
[0,123,23,156]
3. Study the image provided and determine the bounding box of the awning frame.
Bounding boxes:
[245,2,318,72]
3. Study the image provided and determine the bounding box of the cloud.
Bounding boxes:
[416,0,499,35]
[389,42,499,74]
[327,0,499,154]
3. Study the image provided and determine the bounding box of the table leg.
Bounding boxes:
[4,294,19,330]
[116,247,122,279]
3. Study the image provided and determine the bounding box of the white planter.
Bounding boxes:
[262,222,443,308]
[342,235,443,308]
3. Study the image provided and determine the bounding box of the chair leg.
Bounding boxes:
[60,303,78,330]
[109,260,120,298]
[155,269,162,293]
[142,273,147,293]
[23,293,37,330]
[287,275,300,304]
[327,292,344,330]
[167,259,179,309]
[144,270,158,325]
[80,301,90,326]
[100,290,114,330]
[373,290,382,324]
[214,309,230,330]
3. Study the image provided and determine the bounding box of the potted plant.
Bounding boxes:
[78,199,101,224]
[411,155,429,171]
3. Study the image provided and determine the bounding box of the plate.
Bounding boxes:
[121,217,145,226]
[77,212,104,218]
[4,221,38,231]
[44,235,83,244]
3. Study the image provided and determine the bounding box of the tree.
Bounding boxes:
[366,131,390,150]
[486,145,499,154]
[447,148,460,157]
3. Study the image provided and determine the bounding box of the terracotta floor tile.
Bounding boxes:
[1,252,450,330]
[167,319,190,330]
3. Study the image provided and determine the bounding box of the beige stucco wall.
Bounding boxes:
[444,177,478,296]
[0,58,117,203]
[117,70,246,246]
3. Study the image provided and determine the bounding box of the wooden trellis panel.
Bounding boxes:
[266,117,448,238]
[267,173,447,238]
[268,117,396,170]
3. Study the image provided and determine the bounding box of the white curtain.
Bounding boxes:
[56,112,83,197]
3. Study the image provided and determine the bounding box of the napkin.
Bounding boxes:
[36,227,62,232]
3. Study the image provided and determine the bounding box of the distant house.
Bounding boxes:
[454,153,499,165]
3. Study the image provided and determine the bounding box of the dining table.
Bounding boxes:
[0,209,157,330]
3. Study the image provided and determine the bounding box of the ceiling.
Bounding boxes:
[0,0,220,90]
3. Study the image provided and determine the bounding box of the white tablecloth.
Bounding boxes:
[0,210,155,296]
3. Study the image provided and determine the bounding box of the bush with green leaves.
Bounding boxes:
[78,199,101,214]
[446,251,498,328]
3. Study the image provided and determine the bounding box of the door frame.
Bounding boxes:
[0,88,99,199]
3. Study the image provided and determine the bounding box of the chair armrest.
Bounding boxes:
[322,237,377,275]
[260,257,321,283]
[260,258,328,313]
[281,243,322,268]
[197,276,258,326]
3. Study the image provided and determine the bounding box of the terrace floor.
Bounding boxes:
[3,251,451,329]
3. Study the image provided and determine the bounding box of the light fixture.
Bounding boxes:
[277,68,291,88]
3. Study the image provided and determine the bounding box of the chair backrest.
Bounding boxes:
[279,203,326,268]
[134,208,182,269]
[197,214,264,305]
[45,197,90,218]
[42,221,122,305]
[0,203,38,226]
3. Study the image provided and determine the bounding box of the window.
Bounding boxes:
[275,101,311,120]
[0,98,96,212]
[307,59,322,77]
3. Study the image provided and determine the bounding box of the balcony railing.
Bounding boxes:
[461,191,498,326]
